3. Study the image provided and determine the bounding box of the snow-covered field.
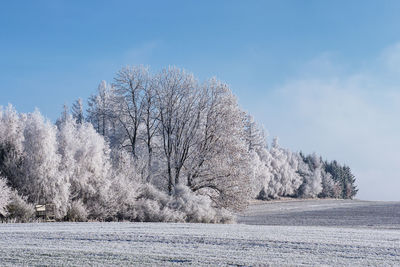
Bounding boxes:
[238,199,400,228]
[1,199,399,266]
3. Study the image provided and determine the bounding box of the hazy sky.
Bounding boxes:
[1,1,400,200]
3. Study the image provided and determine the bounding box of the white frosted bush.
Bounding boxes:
[6,191,35,222]
[104,149,142,221]
[134,183,183,222]
[135,199,183,222]
[171,185,215,222]
[215,207,235,224]
[170,185,218,223]
[106,180,138,221]
[139,183,171,206]
[134,184,234,223]
[67,200,88,222]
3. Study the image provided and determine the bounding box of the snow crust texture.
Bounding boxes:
[0,200,399,266]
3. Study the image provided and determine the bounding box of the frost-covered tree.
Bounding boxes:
[91,68,254,210]
[185,79,252,210]
[297,153,321,198]
[57,116,111,218]
[104,149,142,220]
[56,104,69,128]
[140,79,159,183]
[244,113,267,153]
[243,113,274,198]
[111,66,150,157]
[263,138,303,199]
[155,67,203,193]
[0,176,12,217]
[342,166,357,198]
[0,105,25,189]
[249,150,271,199]
[71,98,84,124]
[324,160,357,199]
[20,110,69,218]
[87,81,114,137]
[319,170,341,198]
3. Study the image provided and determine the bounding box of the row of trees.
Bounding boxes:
[0,66,357,222]
[0,105,232,222]
[245,114,357,201]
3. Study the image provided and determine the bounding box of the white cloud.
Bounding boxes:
[261,43,400,201]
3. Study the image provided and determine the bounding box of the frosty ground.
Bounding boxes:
[1,199,399,266]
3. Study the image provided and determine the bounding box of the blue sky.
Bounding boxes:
[1,0,400,200]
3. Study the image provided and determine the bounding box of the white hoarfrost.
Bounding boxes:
[0,199,399,266]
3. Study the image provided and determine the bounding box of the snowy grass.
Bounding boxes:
[0,199,399,266]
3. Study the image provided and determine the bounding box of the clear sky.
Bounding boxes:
[1,0,400,200]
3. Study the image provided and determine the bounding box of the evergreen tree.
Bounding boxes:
[71,98,84,124]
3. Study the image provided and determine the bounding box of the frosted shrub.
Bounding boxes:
[134,183,183,222]
[86,201,109,221]
[66,200,88,222]
[134,184,234,223]
[135,199,183,222]
[170,185,217,223]
[170,185,233,223]
[105,149,142,221]
[6,191,35,222]
[139,183,171,206]
[218,208,235,223]
[106,178,138,221]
